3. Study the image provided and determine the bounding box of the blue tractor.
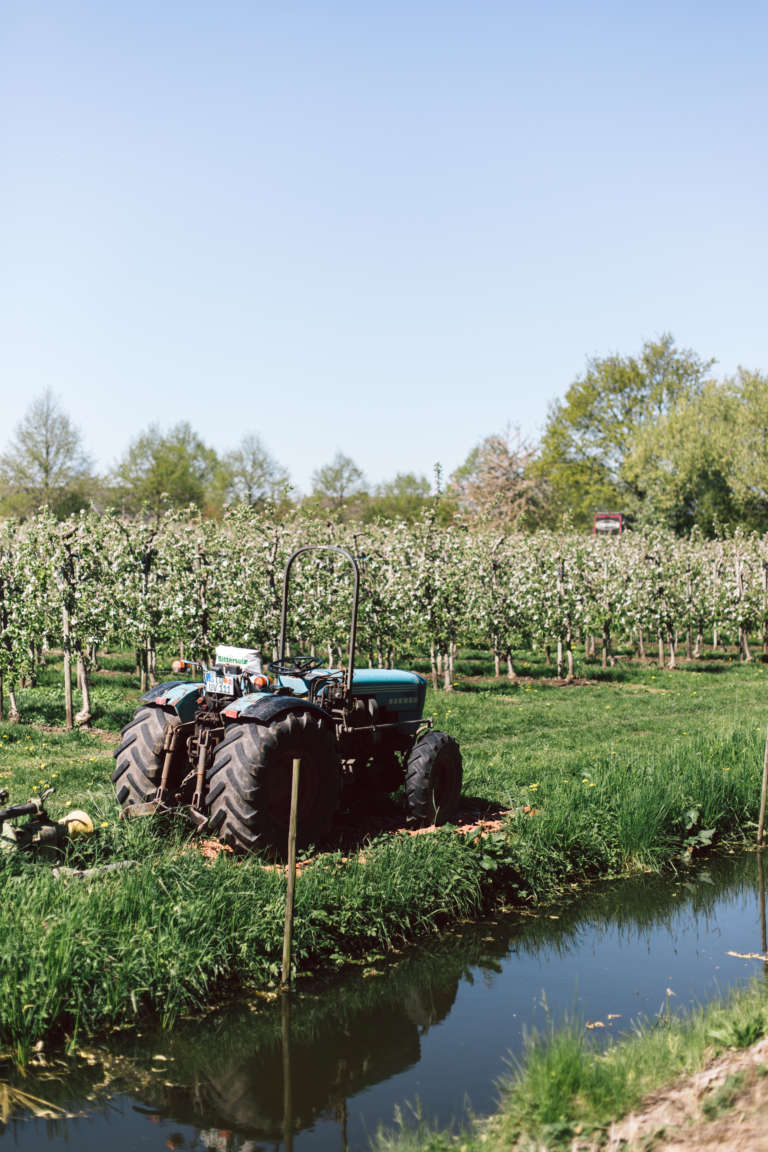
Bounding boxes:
[113,546,462,853]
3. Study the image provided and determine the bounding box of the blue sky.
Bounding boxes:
[2,0,766,493]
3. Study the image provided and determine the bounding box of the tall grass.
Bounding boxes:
[0,819,484,1061]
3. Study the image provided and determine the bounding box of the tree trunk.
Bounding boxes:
[443,650,453,691]
[0,668,4,722]
[494,651,501,677]
[601,621,612,668]
[506,653,517,681]
[430,643,438,692]
[740,625,753,663]
[587,633,595,658]
[8,688,19,724]
[556,637,563,679]
[694,626,703,658]
[63,603,74,730]
[685,628,692,660]
[139,648,148,695]
[75,651,92,728]
[638,630,646,660]
[667,629,676,669]
[545,644,551,667]
[658,632,664,668]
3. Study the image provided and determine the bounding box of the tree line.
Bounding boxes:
[0,507,766,727]
[3,332,767,534]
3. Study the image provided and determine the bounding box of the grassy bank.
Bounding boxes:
[374,975,768,1152]
[0,649,767,1057]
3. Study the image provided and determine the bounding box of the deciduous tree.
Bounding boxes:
[449,428,543,528]
[113,422,219,519]
[215,434,290,511]
[0,390,93,518]
[535,335,715,527]
[309,452,368,518]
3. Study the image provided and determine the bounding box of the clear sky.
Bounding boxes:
[2,0,766,494]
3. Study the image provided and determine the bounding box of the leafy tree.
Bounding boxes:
[449,428,543,528]
[624,380,741,534]
[113,422,219,519]
[362,472,432,523]
[308,452,368,518]
[535,335,715,527]
[729,369,768,525]
[214,434,290,511]
[625,370,768,535]
[0,390,93,518]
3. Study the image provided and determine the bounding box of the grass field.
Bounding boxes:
[0,646,767,1060]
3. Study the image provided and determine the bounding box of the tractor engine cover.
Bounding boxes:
[346,670,426,723]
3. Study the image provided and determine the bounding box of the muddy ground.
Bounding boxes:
[572,1035,768,1151]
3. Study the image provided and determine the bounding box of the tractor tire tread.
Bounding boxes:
[405,729,462,827]
[112,706,183,811]
[206,713,340,854]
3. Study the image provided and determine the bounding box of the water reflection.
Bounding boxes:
[2,852,767,1151]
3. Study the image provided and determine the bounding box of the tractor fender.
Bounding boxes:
[236,696,333,729]
[141,681,202,724]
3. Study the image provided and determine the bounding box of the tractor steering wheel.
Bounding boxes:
[267,656,324,678]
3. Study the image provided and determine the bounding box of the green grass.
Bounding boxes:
[374,978,768,1152]
[0,648,767,1057]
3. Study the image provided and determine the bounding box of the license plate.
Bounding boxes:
[205,671,235,695]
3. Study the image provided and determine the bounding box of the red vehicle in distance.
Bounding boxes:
[592,513,625,536]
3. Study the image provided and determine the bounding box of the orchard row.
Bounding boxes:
[0,507,766,723]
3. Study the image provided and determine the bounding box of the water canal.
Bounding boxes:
[3,851,768,1151]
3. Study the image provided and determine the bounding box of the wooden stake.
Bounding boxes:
[757,726,768,848]
[281,757,301,989]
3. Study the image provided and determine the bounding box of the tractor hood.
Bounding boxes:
[221,669,427,725]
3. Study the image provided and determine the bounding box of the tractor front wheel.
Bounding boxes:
[206,713,340,854]
[405,730,462,827]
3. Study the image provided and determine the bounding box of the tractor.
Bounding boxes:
[112,545,462,853]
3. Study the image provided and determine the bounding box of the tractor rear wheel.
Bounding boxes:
[112,706,180,813]
[405,730,462,827]
[205,713,340,854]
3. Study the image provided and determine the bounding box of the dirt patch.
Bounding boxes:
[187,804,525,871]
[574,1036,768,1151]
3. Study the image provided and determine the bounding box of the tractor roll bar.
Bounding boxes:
[278,545,360,698]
